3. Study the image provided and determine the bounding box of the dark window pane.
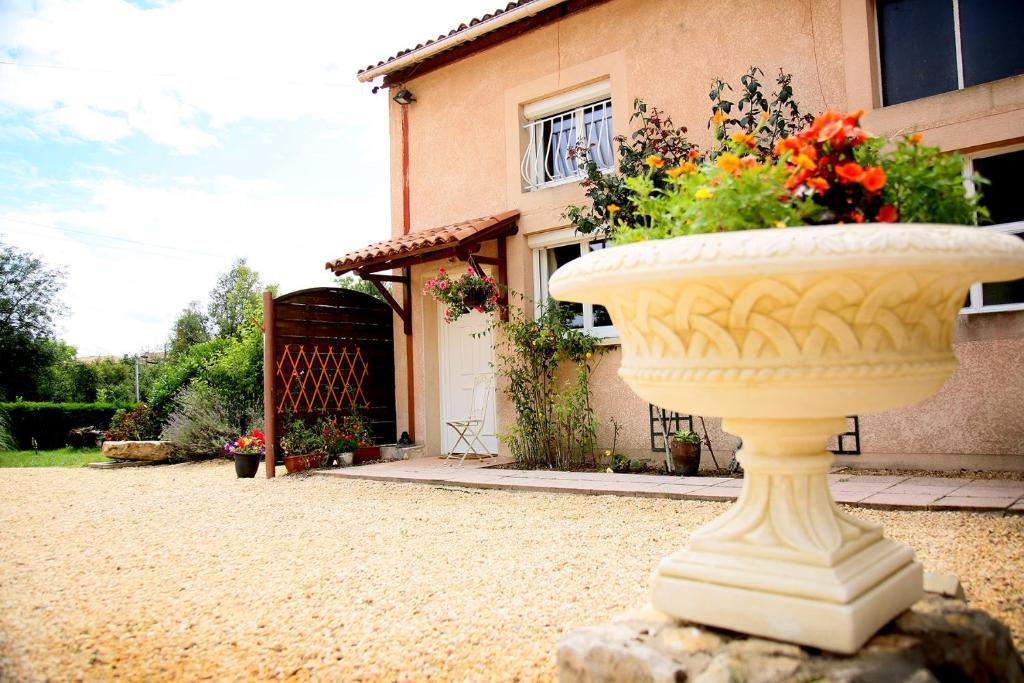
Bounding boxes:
[973,150,1024,225]
[960,1,1024,87]
[547,244,584,327]
[878,0,958,105]
[982,234,1024,306]
[587,240,613,326]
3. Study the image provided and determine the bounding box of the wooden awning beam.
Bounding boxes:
[362,272,412,336]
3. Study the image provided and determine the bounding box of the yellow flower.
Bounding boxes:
[712,110,725,125]
[585,351,593,359]
[695,187,713,200]
[604,449,612,457]
[793,153,817,171]
[716,152,741,173]
[760,112,769,121]
[730,132,756,147]
[606,203,620,214]
[666,166,684,178]
[645,154,665,168]
[774,220,786,228]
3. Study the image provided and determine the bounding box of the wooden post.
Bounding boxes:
[262,290,276,478]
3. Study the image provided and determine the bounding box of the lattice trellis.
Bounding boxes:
[275,344,369,414]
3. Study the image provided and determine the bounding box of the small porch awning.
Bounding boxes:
[325,210,519,276]
[324,211,519,334]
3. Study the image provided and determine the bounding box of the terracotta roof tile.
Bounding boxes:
[357,1,541,78]
[326,211,519,275]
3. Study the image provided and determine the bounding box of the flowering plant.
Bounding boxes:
[320,412,372,454]
[224,429,265,458]
[422,266,501,323]
[615,109,987,243]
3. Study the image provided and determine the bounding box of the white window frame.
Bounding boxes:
[529,227,618,343]
[520,80,614,192]
[961,144,1024,314]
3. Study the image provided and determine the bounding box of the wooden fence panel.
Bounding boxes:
[263,287,396,477]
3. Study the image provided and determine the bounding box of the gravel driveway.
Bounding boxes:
[1,461,1021,681]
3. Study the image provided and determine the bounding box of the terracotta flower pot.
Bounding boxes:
[669,441,700,476]
[354,446,380,463]
[283,453,321,474]
[550,224,1024,652]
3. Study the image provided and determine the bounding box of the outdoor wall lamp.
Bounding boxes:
[392,89,416,105]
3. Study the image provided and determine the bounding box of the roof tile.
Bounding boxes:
[326,211,519,275]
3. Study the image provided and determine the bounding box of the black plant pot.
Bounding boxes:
[462,289,488,309]
[234,453,261,478]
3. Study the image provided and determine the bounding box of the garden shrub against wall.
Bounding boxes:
[0,402,131,450]
[495,300,601,470]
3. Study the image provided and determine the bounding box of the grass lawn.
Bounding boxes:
[0,448,101,468]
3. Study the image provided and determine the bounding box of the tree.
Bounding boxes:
[336,274,388,302]
[168,301,211,358]
[207,258,266,339]
[0,239,67,400]
[37,341,98,402]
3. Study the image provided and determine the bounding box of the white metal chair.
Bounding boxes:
[443,374,495,465]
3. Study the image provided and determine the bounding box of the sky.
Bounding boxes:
[0,0,492,356]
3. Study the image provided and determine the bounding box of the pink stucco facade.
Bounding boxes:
[376,0,1024,470]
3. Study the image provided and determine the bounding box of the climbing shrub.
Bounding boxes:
[495,299,601,470]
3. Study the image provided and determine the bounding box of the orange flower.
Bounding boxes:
[877,204,898,222]
[861,166,886,192]
[716,153,741,173]
[645,154,665,168]
[666,167,684,178]
[730,132,756,147]
[774,137,800,157]
[606,203,620,214]
[687,148,701,160]
[712,110,725,125]
[806,177,830,192]
[835,162,865,184]
[678,161,698,174]
[849,211,865,223]
[740,155,758,169]
[909,133,923,144]
[844,109,864,125]
[817,119,845,143]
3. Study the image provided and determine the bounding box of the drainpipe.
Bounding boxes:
[400,98,416,444]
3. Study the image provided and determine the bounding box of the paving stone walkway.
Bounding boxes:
[315,456,1024,513]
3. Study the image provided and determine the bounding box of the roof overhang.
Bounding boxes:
[325,211,519,276]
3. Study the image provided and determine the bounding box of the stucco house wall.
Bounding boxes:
[383,0,1024,470]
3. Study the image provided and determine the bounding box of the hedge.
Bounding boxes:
[0,402,133,450]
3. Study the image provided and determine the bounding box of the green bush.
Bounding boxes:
[0,402,132,450]
[105,404,162,441]
[161,383,259,460]
[0,408,16,451]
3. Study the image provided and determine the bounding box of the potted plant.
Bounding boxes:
[423,266,501,323]
[224,429,265,478]
[548,110,1024,652]
[320,416,358,467]
[279,414,324,474]
[670,430,701,476]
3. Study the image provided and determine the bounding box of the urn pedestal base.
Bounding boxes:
[651,542,923,653]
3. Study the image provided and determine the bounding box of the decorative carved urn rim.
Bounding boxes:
[549,224,1024,301]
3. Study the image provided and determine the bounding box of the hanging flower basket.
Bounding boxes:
[423,267,501,323]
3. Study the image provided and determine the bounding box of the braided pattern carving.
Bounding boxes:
[607,270,966,377]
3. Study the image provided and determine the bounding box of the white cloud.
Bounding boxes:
[1,172,389,355]
[0,0,492,150]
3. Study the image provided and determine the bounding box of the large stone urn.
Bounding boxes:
[549,225,1024,653]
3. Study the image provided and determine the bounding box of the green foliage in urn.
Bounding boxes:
[495,299,601,470]
[672,430,701,446]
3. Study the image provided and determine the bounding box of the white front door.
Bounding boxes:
[438,307,498,454]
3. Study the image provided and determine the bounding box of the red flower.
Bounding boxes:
[877,205,898,222]
[252,429,265,443]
